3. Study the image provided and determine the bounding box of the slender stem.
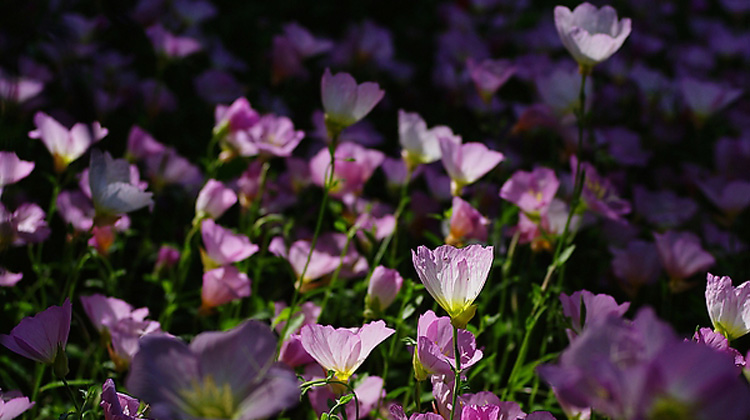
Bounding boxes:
[449,324,462,420]
[161,222,200,329]
[62,377,82,414]
[31,364,45,401]
[501,304,547,400]
[319,225,357,318]
[414,377,422,412]
[277,140,338,355]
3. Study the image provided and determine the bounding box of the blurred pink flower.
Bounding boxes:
[398,110,457,168]
[200,219,258,268]
[499,167,559,216]
[446,196,489,246]
[0,152,34,194]
[28,112,108,173]
[309,142,385,198]
[321,68,384,136]
[466,58,516,103]
[0,389,34,420]
[195,179,237,220]
[0,269,22,287]
[145,24,202,58]
[366,266,403,314]
[654,231,715,292]
[438,136,504,196]
[200,265,251,312]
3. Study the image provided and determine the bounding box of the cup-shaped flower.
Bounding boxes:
[246,114,305,158]
[559,290,630,341]
[654,231,715,292]
[0,390,35,420]
[365,266,404,315]
[706,273,750,341]
[28,112,108,173]
[89,150,153,226]
[1,299,71,374]
[309,142,385,198]
[445,196,489,247]
[554,3,631,72]
[200,265,251,312]
[195,179,237,221]
[101,379,143,420]
[438,136,504,196]
[413,310,483,380]
[0,152,34,192]
[499,167,559,217]
[412,244,493,328]
[300,320,395,382]
[126,320,300,420]
[80,294,150,333]
[466,58,516,103]
[321,68,384,137]
[268,237,341,287]
[398,110,457,170]
[201,219,259,269]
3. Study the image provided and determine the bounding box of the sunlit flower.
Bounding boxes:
[438,137,504,196]
[554,3,631,72]
[28,112,108,173]
[706,273,750,341]
[321,68,384,137]
[412,244,493,328]
[300,320,394,382]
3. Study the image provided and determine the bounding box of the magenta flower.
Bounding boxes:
[1,299,71,366]
[155,245,180,272]
[0,269,22,287]
[0,203,50,248]
[466,58,516,103]
[0,152,34,195]
[101,379,143,420]
[126,320,300,420]
[705,273,750,341]
[300,320,395,381]
[390,405,443,420]
[438,136,504,196]
[268,237,341,287]
[609,240,662,296]
[145,24,202,58]
[398,110,458,169]
[200,219,258,268]
[200,265,251,311]
[499,167,559,216]
[195,179,237,221]
[80,294,149,333]
[654,231,715,292]
[414,310,483,380]
[89,150,153,225]
[446,196,489,247]
[309,142,384,198]
[412,244,493,327]
[0,389,34,420]
[559,290,630,341]
[366,266,404,314]
[692,328,744,368]
[28,112,108,173]
[320,68,384,136]
[246,114,305,157]
[554,3,631,71]
[0,73,43,104]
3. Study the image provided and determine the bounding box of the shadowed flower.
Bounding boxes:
[0,389,34,420]
[201,219,258,269]
[89,150,153,226]
[365,266,403,315]
[706,273,750,341]
[309,142,384,199]
[305,365,384,419]
[101,379,144,420]
[412,244,493,328]
[499,167,559,217]
[654,231,715,292]
[321,68,384,137]
[554,3,631,72]
[300,320,395,382]
[680,78,742,121]
[559,290,630,341]
[609,240,662,296]
[126,320,300,420]
[28,112,108,173]
[0,269,22,287]
[0,152,34,196]
[398,110,458,170]
[0,299,71,376]
[466,58,516,103]
[413,310,483,380]
[146,24,202,58]
[200,265,251,312]
[445,197,489,247]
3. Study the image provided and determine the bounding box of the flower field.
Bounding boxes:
[1,0,750,419]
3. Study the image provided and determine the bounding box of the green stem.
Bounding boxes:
[449,324,462,420]
[319,225,357,319]
[277,139,338,355]
[62,377,82,415]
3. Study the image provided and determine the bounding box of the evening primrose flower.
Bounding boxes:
[299,320,394,382]
[89,150,153,226]
[411,244,493,328]
[320,68,384,138]
[554,3,631,73]
[706,273,750,341]
[28,112,108,173]
[438,136,504,196]
[126,320,299,420]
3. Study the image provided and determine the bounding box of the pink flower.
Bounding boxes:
[446,196,489,246]
[269,237,341,287]
[247,114,305,157]
[300,320,395,381]
[554,3,631,71]
[309,142,385,198]
[398,110,458,168]
[706,273,750,341]
[195,179,237,220]
[321,68,384,136]
[100,379,142,420]
[0,269,22,287]
[366,266,404,314]
[680,78,743,120]
[28,112,108,173]
[655,231,715,292]
[412,244,493,327]
[466,58,516,103]
[154,245,180,272]
[0,390,34,420]
[0,299,71,367]
[145,24,201,58]
[559,290,630,341]
[438,136,504,196]
[201,265,251,311]
[200,219,258,268]
[80,294,149,333]
[305,365,384,418]
[0,152,34,194]
[499,167,559,216]
[0,203,50,248]
[414,310,483,380]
